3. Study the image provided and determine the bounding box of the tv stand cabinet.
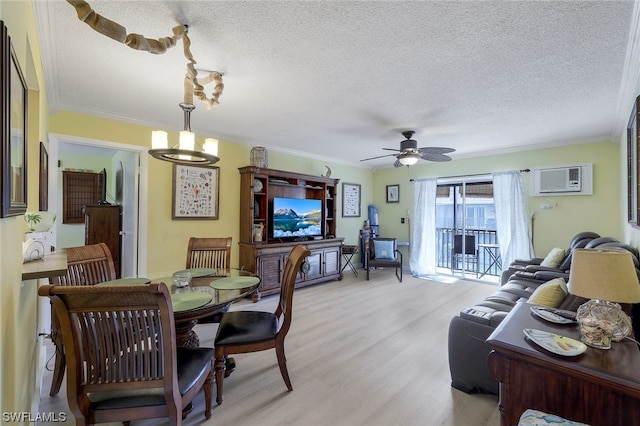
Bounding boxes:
[238,166,343,300]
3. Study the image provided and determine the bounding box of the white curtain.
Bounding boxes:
[492,170,534,268]
[410,178,438,276]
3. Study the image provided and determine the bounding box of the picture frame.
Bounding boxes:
[1,22,28,218]
[172,164,220,220]
[628,95,640,227]
[342,182,361,217]
[386,184,400,203]
[39,142,48,211]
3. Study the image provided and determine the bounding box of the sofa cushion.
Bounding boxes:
[528,278,568,308]
[540,247,565,268]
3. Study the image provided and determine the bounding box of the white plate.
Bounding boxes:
[530,306,576,324]
[523,328,587,356]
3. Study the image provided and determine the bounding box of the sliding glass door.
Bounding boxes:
[435,180,500,281]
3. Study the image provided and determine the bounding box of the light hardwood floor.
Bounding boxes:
[37,270,500,426]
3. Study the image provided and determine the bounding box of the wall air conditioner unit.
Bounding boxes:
[531,163,592,196]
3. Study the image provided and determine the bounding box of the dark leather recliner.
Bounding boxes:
[448,236,640,395]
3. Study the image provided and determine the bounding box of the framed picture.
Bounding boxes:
[386,184,400,203]
[342,182,361,217]
[1,22,28,218]
[172,164,220,219]
[39,142,48,211]
[628,95,640,227]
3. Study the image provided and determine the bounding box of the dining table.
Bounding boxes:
[98,267,260,348]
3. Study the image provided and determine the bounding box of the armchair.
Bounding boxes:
[366,237,403,282]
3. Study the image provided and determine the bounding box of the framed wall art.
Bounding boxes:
[1,21,28,218]
[39,142,48,211]
[342,182,361,217]
[386,184,400,203]
[172,164,220,219]
[628,95,640,226]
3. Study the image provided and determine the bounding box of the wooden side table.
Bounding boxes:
[487,302,640,426]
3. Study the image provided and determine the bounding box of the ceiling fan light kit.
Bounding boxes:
[67,0,223,166]
[360,130,455,167]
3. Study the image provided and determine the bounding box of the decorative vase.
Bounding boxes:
[250,147,268,168]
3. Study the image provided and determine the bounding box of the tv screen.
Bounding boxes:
[273,197,322,238]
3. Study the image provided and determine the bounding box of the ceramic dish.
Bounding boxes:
[523,328,587,356]
[530,306,577,324]
[173,268,218,278]
[96,277,151,286]
[210,276,260,290]
[171,292,213,312]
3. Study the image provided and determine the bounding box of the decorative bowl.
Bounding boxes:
[24,211,57,232]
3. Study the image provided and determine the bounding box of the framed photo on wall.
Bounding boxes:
[172,164,220,219]
[1,22,28,218]
[39,142,48,211]
[342,182,361,217]
[386,184,400,203]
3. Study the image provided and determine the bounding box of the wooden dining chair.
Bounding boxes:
[38,283,214,425]
[213,244,311,404]
[48,242,117,396]
[186,236,232,273]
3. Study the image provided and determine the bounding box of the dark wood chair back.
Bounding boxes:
[186,237,232,273]
[47,242,117,396]
[38,283,214,425]
[51,242,116,287]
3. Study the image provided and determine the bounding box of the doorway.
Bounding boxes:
[435,180,500,281]
[47,133,148,278]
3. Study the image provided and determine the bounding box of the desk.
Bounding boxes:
[478,243,501,278]
[487,302,640,426]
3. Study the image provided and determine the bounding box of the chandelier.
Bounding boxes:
[67,0,224,166]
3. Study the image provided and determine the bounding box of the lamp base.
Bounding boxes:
[576,300,633,350]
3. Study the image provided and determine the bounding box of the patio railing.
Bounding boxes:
[436,228,502,278]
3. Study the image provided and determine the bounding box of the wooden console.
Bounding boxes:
[238,166,343,300]
[487,302,640,426]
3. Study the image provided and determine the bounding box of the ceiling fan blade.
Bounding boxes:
[421,153,452,162]
[382,147,401,152]
[360,153,397,162]
[418,147,456,154]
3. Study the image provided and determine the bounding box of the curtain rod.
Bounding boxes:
[409,168,530,182]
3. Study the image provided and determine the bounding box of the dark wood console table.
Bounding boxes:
[487,302,640,426]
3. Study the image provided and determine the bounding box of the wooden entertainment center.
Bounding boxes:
[238,166,344,299]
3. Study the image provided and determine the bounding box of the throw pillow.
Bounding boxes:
[374,240,395,260]
[529,277,568,308]
[540,247,565,268]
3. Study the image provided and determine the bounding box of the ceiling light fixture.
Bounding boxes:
[397,153,420,166]
[67,0,224,166]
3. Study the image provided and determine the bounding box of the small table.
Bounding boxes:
[341,245,359,277]
[478,243,501,278]
[487,302,640,426]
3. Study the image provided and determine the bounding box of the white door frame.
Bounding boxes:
[47,133,148,277]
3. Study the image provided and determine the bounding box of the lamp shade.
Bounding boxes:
[568,249,640,303]
[398,154,420,166]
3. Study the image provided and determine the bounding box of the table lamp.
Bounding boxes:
[568,248,640,349]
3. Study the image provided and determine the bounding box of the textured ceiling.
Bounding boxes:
[34,1,639,169]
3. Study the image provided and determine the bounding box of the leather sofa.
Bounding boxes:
[447,233,637,395]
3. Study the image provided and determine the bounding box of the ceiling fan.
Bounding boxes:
[361,131,455,167]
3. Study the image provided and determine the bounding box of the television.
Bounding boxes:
[272,197,322,239]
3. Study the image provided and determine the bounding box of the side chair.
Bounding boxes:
[366,237,403,282]
[48,242,117,397]
[186,236,232,274]
[38,283,214,425]
[213,244,311,405]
